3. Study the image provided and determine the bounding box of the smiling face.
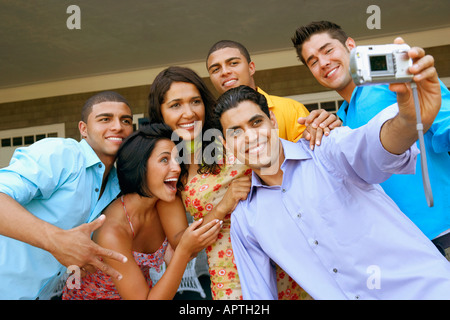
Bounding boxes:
[219,100,281,172]
[301,32,356,99]
[207,47,256,94]
[79,101,133,166]
[160,81,206,141]
[146,139,182,202]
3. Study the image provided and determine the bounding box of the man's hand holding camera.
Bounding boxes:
[380,37,441,155]
[391,38,441,130]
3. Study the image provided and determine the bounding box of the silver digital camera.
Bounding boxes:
[350,44,413,86]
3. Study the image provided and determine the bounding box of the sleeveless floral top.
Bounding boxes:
[62,196,168,300]
[62,239,168,300]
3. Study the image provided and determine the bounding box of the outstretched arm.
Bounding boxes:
[0,193,127,280]
[380,38,441,155]
[101,218,221,300]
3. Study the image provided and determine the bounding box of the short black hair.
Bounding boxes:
[116,123,187,197]
[81,91,132,122]
[214,85,270,136]
[291,21,349,64]
[206,40,252,65]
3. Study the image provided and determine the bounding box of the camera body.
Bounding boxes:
[350,44,413,86]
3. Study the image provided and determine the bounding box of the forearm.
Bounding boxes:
[157,198,189,249]
[379,42,441,155]
[317,104,414,184]
[145,218,220,299]
[147,249,191,300]
[0,192,61,253]
[199,204,228,226]
[380,115,419,155]
[197,174,252,226]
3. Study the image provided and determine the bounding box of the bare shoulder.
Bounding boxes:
[93,199,133,251]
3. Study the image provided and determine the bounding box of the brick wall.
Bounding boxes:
[1,45,449,140]
[0,86,150,139]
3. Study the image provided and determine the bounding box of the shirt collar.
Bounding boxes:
[337,86,360,122]
[248,138,312,200]
[279,138,312,162]
[79,139,104,168]
[255,87,275,109]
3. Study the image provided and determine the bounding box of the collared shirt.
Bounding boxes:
[231,105,450,300]
[0,138,120,300]
[256,87,309,143]
[337,81,450,239]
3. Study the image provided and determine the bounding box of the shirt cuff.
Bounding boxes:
[369,103,420,175]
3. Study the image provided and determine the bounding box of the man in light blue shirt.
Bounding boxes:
[292,21,450,259]
[214,74,450,298]
[0,91,133,299]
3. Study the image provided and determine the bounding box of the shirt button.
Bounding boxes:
[297,213,302,218]
[355,295,360,300]
[313,240,319,245]
[95,188,99,192]
[282,188,286,193]
[333,268,338,273]
[98,164,102,168]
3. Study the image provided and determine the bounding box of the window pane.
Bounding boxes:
[47,132,58,138]
[24,135,34,145]
[36,134,46,141]
[1,138,11,147]
[304,103,319,112]
[13,137,23,146]
[138,117,150,130]
[320,101,337,112]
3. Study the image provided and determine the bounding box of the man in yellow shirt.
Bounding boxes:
[205,40,342,301]
[206,40,339,144]
[256,87,308,143]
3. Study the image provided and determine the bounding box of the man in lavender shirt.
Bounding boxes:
[212,43,450,299]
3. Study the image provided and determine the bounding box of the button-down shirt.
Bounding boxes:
[337,80,450,239]
[0,138,120,299]
[231,105,450,300]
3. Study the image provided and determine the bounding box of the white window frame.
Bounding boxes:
[285,90,343,114]
[285,77,450,114]
[0,123,65,168]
